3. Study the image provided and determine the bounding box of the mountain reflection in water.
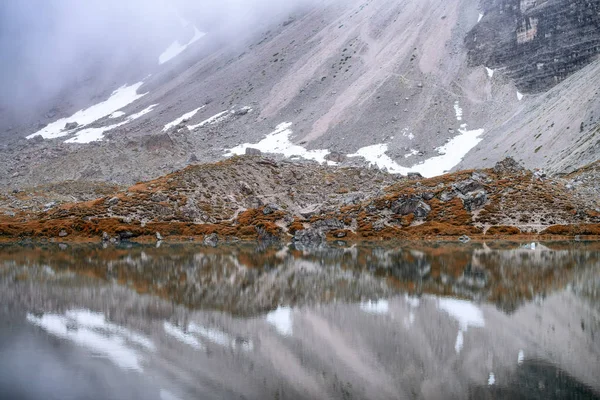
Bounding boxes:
[0,242,598,400]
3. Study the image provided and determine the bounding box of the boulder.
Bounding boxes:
[263,203,281,215]
[391,196,431,218]
[106,197,119,206]
[245,147,262,156]
[58,230,68,237]
[454,179,483,195]
[293,228,326,246]
[493,157,524,174]
[312,218,345,231]
[203,233,219,247]
[64,122,79,130]
[462,190,488,211]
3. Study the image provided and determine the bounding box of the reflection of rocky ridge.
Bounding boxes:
[1,242,599,315]
[0,265,598,400]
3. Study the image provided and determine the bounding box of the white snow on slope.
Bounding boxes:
[65,104,158,144]
[163,106,205,131]
[27,310,153,371]
[188,110,231,130]
[226,122,330,163]
[109,111,126,119]
[517,91,524,101]
[27,82,147,140]
[159,26,206,65]
[478,13,484,22]
[348,125,484,177]
[454,101,463,121]
[485,67,494,78]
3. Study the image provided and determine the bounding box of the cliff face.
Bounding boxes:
[467,0,600,93]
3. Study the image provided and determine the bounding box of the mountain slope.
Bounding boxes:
[1,0,599,189]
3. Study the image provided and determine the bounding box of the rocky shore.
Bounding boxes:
[1,156,599,244]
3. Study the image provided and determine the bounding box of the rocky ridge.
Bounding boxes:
[1,156,598,243]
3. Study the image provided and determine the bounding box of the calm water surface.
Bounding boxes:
[0,241,599,400]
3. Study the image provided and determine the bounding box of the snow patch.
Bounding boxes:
[188,110,231,130]
[517,91,524,101]
[109,111,126,119]
[454,101,463,121]
[266,306,293,336]
[404,148,419,158]
[159,26,206,65]
[187,323,253,351]
[348,125,484,178]
[226,122,330,163]
[488,373,496,385]
[163,106,205,131]
[478,13,484,22]
[27,82,147,140]
[64,104,158,144]
[485,67,494,78]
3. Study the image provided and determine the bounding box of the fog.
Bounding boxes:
[0,0,327,128]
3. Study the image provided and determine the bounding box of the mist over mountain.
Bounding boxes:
[0,0,599,188]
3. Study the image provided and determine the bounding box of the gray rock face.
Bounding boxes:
[467,0,600,93]
[462,190,488,211]
[391,196,431,218]
[293,228,326,246]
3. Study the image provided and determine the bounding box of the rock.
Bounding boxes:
[454,179,483,195]
[58,230,68,237]
[493,157,524,174]
[312,218,345,231]
[156,232,163,241]
[45,110,57,119]
[334,231,347,238]
[342,193,364,205]
[239,181,254,195]
[293,228,326,246]
[188,153,198,163]
[391,196,431,218]
[106,197,119,206]
[462,190,487,211]
[43,201,57,210]
[324,152,347,163]
[101,232,110,242]
[407,172,423,180]
[151,192,168,202]
[263,203,281,215]
[245,147,262,156]
[440,191,455,202]
[458,235,471,243]
[64,122,79,130]
[203,233,219,247]
[234,107,251,116]
[421,192,435,201]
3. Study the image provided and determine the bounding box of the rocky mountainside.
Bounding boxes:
[1,0,599,190]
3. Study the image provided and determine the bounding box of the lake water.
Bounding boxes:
[0,241,599,400]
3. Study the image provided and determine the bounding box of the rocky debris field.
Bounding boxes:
[0,156,599,244]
